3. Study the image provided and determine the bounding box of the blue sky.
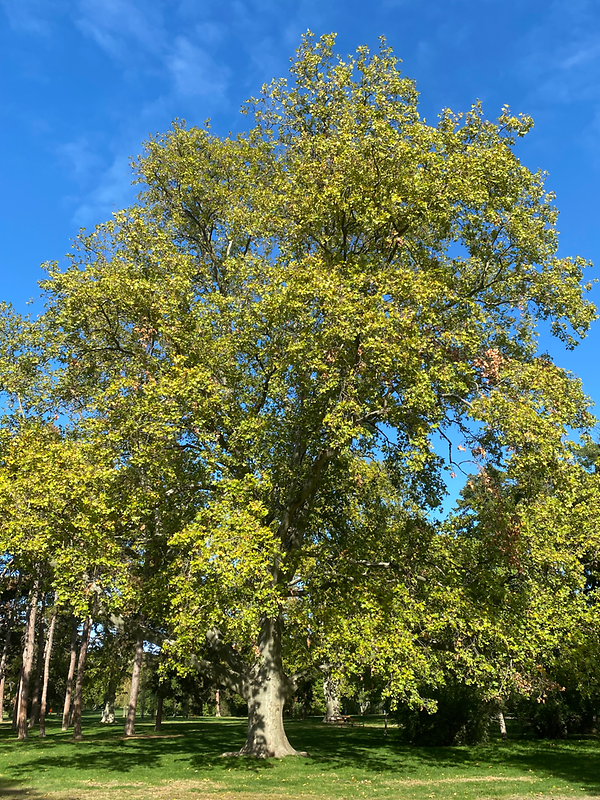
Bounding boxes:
[1,0,599,498]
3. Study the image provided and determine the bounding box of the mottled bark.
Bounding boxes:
[498,710,507,740]
[72,616,92,740]
[195,618,305,758]
[17,587,39,740]
[124,632,144,736]
[322,673,342,722]
[61,617,78,731]
[215,688,221,717]
[28,600,46,728]
[39,611,57,737]
[236,617,302,758]
[154,694,163,732]
[101,689,116,724]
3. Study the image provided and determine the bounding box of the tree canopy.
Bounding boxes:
[0,32,597,755]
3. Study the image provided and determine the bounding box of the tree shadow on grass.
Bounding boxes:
[0,778,45,797]
[1,718,405,783]
[0,719,249,783]
[3,716,599,797]
[197,719,600,795]
[395,737,600,796]
[187,719,417,775]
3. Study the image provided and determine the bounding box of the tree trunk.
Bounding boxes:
[124,632,144,736]
[323,673,342,722]
[72,616,92,741]
[39,611,57,737]
[28,599,46,728]
[101,686,116,724]
[498,710,508,740]
[0,675,6,724]
[154,694,163,732]
[61,617,78,731]
[17,587,39,740]
[235,616,303,758]
[215,688,221,717]
[0,609,14,723]
[12,668,22,730]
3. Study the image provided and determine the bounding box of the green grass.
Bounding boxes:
[0,714,598,799]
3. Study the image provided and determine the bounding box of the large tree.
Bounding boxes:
[12,34,595,755]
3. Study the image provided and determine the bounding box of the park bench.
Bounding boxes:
[327,715,365,727]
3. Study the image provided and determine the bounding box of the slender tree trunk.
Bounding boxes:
[61,617,78,731]
[39,611,57,737]
[215,688,221,717]
[0,675,6,724]
[72,616,92,741]
[124,632,144,736]
[322,672,342,722]
[154,694,163,732]
[17,587,39,740]
[236,616,302,758]
[12,668,22,730]
[29,599,46,728]
[0,611,14,723]
[498,710,508,740]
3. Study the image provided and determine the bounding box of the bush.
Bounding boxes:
[396,682,492,746]
[517,691,598,738]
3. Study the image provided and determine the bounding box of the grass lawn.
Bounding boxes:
[0,714,598,800]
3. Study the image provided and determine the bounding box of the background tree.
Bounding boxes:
[0,420,126,738]
[435,364,600,741]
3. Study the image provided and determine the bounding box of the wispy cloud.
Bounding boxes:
[581,107,600,168]
[76,0,231,102]
[560,41,600,71]
[516,0,600,104]
[57,137,103,182]
[166,36,229,98]
[76,0,165,60]
[72,154,135,228]
[510,0,600,168]
[18,0,332,233]
[1,0,67,35]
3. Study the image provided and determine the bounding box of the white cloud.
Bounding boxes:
[561,42,600,70]
[76,0,165,60]
[515,0,600,105]
[57,137,102,181]
[193,20,228,47]
[72,154,135,227]
[509,0,600,168]
[1,0,67,35]
[76,0,230,101]
[166,36,229,98]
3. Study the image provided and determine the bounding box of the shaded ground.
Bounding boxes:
[0,714,598,799]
